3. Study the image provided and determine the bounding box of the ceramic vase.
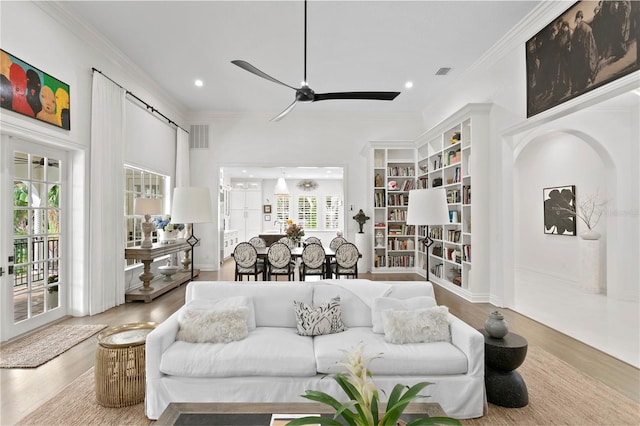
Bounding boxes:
[159,229,178,244]
[485,311,508,338]
[579,229,601,240]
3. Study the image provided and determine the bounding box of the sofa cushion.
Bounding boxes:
[382,306,450,344]
[160,327,317,377]
[177,305,249,343]
[372,296,437,333]
[186,282,313,328]
[314,327,467,376]
[294,296,346,336]
[182,296,256,330]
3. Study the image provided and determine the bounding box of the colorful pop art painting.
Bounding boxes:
[1,49,70,130]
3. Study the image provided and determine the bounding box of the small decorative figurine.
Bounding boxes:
[375,173,383,187]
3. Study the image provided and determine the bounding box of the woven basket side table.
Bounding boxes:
[95,322,156,408]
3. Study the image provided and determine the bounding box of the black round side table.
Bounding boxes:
[480,329,529,408]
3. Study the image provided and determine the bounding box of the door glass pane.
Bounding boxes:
[47,160,60,182]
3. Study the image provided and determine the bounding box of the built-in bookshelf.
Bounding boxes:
[370,144,417,272]
[414,103,491,302]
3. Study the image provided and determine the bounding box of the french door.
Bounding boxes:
[1,136,68,341]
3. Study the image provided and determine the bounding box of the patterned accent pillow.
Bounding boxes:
[381,305,451,344]
[293,296,347,336]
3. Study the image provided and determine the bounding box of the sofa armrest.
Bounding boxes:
[146,310,180,379]
[449,315,484,377]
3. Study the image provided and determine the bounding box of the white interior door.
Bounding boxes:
[0,136,68,341]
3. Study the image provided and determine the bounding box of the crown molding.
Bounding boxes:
[37,1,189,121]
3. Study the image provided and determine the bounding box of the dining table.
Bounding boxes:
[253,246,337,280]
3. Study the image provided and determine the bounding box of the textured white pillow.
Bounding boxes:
[372,296,437,333]
[177,305,249,343]
[184,296,256,330]
[381,306,451,344]
[293,296,346,336]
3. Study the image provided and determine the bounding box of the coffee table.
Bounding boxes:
[156,402,447,425]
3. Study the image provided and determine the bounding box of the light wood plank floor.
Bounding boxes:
[1,261,638,425]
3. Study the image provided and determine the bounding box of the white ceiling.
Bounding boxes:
[60,0,541,117]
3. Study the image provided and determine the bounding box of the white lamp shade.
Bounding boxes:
[406,189,450,225]
[274,177,290,196]
[133,197,162,216]
[170,187,214,224]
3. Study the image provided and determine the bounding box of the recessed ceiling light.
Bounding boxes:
[242,169,247,173]
[405,81,413,89]
[194,79,204,87]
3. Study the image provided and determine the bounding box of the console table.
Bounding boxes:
[125,241,199,302]
[480,330,529,408]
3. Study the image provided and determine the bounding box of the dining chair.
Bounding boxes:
[329,236,347,250]
[233,242,264,281]
[267,242,295,281]
[332,242,359,279]
[304,236,322,246]
[300,243,326,281]
[248,236,267,248]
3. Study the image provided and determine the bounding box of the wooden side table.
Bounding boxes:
[480,330,529,408]
[95,322,156,407]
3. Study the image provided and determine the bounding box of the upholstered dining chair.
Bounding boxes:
[278,236,295,249]
[248,236,267,248]
[304,236,322,246]
[332,242,360,279]
[329,236,347,250]
[267,242,295,281]
[233,242,264,281]
[300,243,326,281]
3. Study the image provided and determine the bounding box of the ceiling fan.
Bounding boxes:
[231,0,400,121]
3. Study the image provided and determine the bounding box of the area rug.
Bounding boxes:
[16,346,640,425]
[0,324,107,368]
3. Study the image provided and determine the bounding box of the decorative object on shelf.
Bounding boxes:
[526,1,640,118]
[171,187,214,281]
[388,180,398,190]
[297,180,318,191]
[485,311,509,339]
[375,230,384,247]
[133,197,162,248]
[285,219,305,244]
[543,185,576,236]
[450,131,461,144]
[286,343,460,426]
[406,189,450,281]
[152,215,185,244]
[353,209,370,234]
[375,173,383,187]
[158,260,179,281]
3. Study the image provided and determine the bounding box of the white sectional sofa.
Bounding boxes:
[145,280,485,420]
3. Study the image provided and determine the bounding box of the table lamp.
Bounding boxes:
[170,187,214,281]
[406,188,450,280]
[133,197,162,248]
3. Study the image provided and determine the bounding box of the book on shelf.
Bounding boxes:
[388,224,415,235]
[418,177,429,189]
[374,191,386,207]
[387,166,415,177]
[446,229,461,243]
[463,244,471,262]
[387,209,407,221]
[462,185,471,204]
[388,254,415,267]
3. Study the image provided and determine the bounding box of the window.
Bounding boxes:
[324,196,341,229]
[275,195,290,222]
[297,196,317,229]
[124,166,167,265]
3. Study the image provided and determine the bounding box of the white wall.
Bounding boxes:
[188,112,423,269]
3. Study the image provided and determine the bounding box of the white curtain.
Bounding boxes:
[89,73,126,315]
[175,127,190,187]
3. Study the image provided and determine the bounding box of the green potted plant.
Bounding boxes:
[287,344,461,426]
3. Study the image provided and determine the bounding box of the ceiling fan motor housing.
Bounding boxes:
[296,86,315,102]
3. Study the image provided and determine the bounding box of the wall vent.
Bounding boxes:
[189,125,209,149]
[435,67,452,76]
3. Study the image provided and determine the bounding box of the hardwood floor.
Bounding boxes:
[1,261,638,425]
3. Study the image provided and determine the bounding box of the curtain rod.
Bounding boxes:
[92,67,189,134]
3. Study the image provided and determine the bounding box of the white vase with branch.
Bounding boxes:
[576,192,607,240]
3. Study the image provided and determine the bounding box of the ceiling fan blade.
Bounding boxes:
[231,60,298,91]
[313,91,401,102]
[271,99,298,122]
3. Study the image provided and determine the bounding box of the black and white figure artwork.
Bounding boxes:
[526,1,640,117]
[543,185,576,236]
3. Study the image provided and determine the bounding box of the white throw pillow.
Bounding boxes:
[293,296,346,336]
[381,306,451,344]
[184,296,256,330]
[371,296,437,333]
[176,305,249,343]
